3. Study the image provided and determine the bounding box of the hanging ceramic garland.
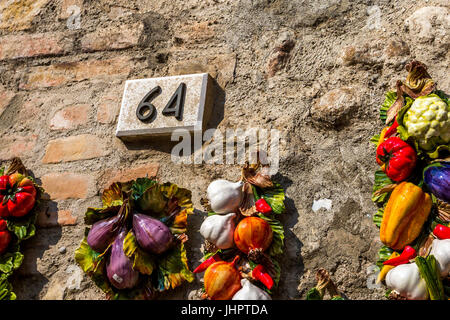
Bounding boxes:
[195,161,286,300]
[75,177,195,299]
[369,60,449,300]
[0,158,44,300]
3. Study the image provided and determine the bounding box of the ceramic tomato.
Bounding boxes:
[0,219,11,255]
[0,173,36,218]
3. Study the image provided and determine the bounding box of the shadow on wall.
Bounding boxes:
[118,80,226,156]
[10,173,62,300]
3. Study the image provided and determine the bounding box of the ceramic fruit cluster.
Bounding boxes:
[195,161,286,300]
[75,178,195,300]
[370,60,450,300]
[0,158,44,300]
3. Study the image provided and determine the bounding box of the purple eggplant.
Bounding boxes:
[133,213,173,255]
[106,229,139,290]
[87,214,122,253]
[424,162,450,203]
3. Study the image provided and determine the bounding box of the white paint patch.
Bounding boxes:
[312,198,332,212]
[65,265,83,291]
[366,265,382,290]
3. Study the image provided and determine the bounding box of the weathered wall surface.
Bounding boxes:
[0,0,448,299]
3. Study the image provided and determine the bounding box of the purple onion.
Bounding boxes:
[87,215,121,253]
[424,162,450,203]
[106,229,139,290]
[132,213,173,255]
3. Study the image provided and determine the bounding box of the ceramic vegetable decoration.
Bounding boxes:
[0,158,44,300]
[75,177,195,299]
[195,161,286,300]
[370,60,450,300]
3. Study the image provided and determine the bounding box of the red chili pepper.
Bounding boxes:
[193,254,222,273]
[433,224,450,240]
[384,117,399,138]
[383,246,416,266]
[252,264,274,290]
[255,198,272,214]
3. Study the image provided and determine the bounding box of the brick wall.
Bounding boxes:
[0,0,236,300]
[1,0,448,301]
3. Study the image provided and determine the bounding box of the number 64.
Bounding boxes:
[136,83,186,122]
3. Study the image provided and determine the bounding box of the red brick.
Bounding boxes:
[0,0,50,31]
[81,23,143,52]
[0,86,15,117]
[37,209,77,227]
[99,163,160,189]
[50,104,90,130]
[0,135,37,161]
[60,0,83,19]
[42,134,109,163]
[41,172,94,200]
[20,57,132,90]
[0,33,71,61]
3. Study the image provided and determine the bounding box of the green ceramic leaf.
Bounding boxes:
[260,182,285,215]
[102,183,123,208]
[370,134,380,145]
[0,251,24,274]
[0,275,16,300]
[372,170,394,203]
[258,214,284,256]
[74,237,104,274]
[84,206,120,225]
[137,184,167,214]
[156,242,194,291]
[6,212,37,241]
[376,245,394,270]
[306,287,323,300]
[131,178,157,201]
[380,91,397,123]
[373,208,384,228]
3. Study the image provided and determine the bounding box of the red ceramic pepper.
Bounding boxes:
[383,246,416,266]
[376,137,417,182]
[384,117,399,138]
[433,224,450,240]
[252,264,274,290]
[255,198,272,214]
[193,254,222,273]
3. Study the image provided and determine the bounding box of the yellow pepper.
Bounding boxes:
[376,252,400,284]
[380,182,432,250]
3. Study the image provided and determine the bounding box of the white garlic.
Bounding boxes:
[199,213,236,249]
[430,238,450,278]
[207,179,243,214]
[385,263,429,300]
[232,279,272,300]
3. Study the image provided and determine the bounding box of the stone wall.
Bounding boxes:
[0,0,448,299]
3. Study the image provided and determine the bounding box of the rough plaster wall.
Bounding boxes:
[0,0,448,299]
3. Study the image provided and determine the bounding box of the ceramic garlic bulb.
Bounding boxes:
[200,213,236,249]
[385,263,429,300]
[207,179,243,214]
[430,238,450,278]
[232,279,272,300]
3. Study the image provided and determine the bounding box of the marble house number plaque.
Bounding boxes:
[116,73,214,139]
